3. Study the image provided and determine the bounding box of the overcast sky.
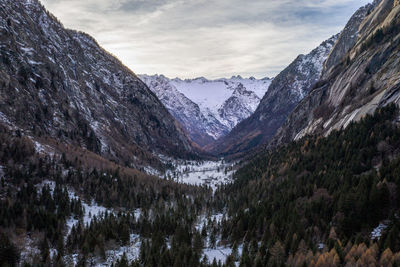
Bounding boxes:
[40,0,371,79]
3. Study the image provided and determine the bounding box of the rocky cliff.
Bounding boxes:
[272,0,400,147]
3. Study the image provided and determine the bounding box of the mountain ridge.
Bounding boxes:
[0,0,198,170]
[271,0,400,148]
[206,33,339,156]
[139,74,272,147]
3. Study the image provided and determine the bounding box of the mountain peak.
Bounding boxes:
[139,75,272,146]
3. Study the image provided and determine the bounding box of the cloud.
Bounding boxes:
[39,0,371,79]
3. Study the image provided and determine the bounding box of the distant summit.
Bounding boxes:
[139,75,272,147]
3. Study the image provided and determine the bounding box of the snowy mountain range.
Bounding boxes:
[208,34,339,155]
[139,75,272,147]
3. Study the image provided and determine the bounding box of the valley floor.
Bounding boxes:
[24,159,239,266]
[165,159,236,190]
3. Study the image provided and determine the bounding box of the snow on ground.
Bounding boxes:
[164,159,236,190]
[203,243,243,265]
[65,187,111,233]
[31,160,238,266]
[19,237,41,265]
[63,188,144,266]
[32,178,240,266]
[195,213,225,231]
[31,139,55,156]
[36,180,56,194]
[211,213,224,224]
[95,234,142,266]
[34,180,111,234]
[228,76,272,99]
[143,165,161,176]
[195,212,242,265]
[203,246,232,264]
[133,208,141,220]
[0,111,12,125]
[371,222,389,240]
[33,178,146,266]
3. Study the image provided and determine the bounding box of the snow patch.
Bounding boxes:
[33,140,54,155]
[0,111,12,125]
[371,222,389,240]
[66,188,111,230]
[96,234,141,266]
[28,59,42,65]
[20,47,34,55]
[203,246,232,264]
[164,159,236,190]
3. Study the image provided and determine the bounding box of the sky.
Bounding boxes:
[40,0,371,79]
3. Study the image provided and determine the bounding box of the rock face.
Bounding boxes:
[0,0,197,169]
[140,75,272,147]
[218,83,261,130]
[207,35,338,156]
[323,3,376,75]
[272,0,400,147]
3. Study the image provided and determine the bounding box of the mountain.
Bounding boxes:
[323,2,378,74]
[139,74,217,147]
[207,34,339,156]
[3,1,400,266]
[139,74,272,147]
[272,0,400,147]
[217,104,400,267]
[0,0,197,170]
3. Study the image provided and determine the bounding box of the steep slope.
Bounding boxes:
[139,74,216,147]
[0,0,196,169]
[273,0,400,146]
[140,75,272,146]
[208,34,338,156]
[323,1,378,74]
[218,83,261,129]
[215,105,400,267]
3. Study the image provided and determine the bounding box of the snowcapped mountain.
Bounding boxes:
[208,34,339,156]
[0,0,197,170]
[139,75,272,147]
[218,83,261,129]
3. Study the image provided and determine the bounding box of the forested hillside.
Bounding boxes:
[213,104,400,266]
[0,123,212,266]
[2,104,400,266]
[2,0,400,266]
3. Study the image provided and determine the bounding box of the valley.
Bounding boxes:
[1,0,400,266]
